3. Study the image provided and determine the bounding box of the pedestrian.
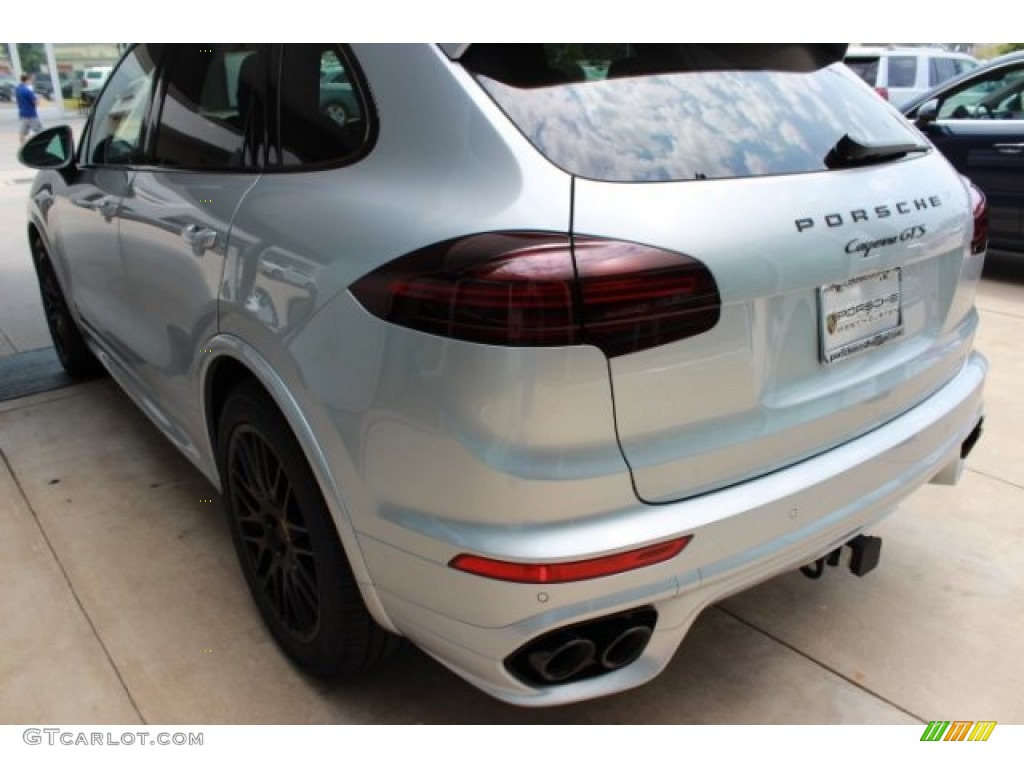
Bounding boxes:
[16,73,44,145]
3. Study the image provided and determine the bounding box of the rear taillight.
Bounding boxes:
[967,182,988,255]
[874,86,889,101]
[350,232,720,357]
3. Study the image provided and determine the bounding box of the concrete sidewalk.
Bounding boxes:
[0,92,1022,722]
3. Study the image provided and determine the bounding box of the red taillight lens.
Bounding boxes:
[449,536,692,584]
[350,232,720,357]
[967,182,988,255]
[874,86,889,101]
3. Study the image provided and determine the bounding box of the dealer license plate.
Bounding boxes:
[819,268,903,364]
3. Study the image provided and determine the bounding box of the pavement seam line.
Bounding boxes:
[978,307,1024,321]
[710,604,926,724]
[965,466,1024,492]
[974,305,1024,319]
[0,446,148,725]
[0,382,95,415]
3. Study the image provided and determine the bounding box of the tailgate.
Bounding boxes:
[573,154,977,503]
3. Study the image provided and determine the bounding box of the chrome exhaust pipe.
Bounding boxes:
[528,637,596,683]
[600,625,652,670]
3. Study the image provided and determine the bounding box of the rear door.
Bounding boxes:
[117,44,268,453]
[884,53,922,107]
[467,44,979,504]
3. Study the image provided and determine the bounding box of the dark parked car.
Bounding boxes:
[904,51,1024,255]
[0,76,16,101]
[31,76,54,100]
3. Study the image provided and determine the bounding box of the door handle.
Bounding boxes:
[180,224,218,256]
[75,196,120,221]
[992,143,1024,154]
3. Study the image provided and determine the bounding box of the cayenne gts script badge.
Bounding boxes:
[846,225,927,258]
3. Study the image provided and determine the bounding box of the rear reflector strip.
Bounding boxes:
[448,536,692,583]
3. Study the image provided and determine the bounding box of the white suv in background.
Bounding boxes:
[845,46,978,108]
[79,65,113,105]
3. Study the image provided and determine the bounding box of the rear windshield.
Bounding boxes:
[462,44,923,182]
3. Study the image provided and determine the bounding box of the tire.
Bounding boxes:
[217,381,401,680]
[31,236,105,379]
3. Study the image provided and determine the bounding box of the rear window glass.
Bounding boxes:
[930,57,957,86]
[887,56,917,87]
[462,44,923,183]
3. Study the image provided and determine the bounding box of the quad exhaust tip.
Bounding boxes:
[507,607,657,687]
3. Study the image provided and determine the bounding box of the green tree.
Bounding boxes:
[997,43,1024,55]
[16,43,45,74]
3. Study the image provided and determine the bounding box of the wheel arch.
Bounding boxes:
[200,335,398,634]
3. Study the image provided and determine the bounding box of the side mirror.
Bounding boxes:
[18,125,75,171]
[915,99,940,127]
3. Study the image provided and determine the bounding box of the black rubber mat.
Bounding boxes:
[0,347,74,402]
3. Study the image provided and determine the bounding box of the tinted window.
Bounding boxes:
[887,56,917,87]
[937,63,1024,120]
[152,44,268,170]
[83,46,158,165]
[929,57,957,86]
[464,44,923,183]
[277,44,369,168]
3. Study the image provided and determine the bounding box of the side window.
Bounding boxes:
[278,44,369,168]
[152,44,269,170]
[886,56,917,88]
[83,45,159,166]
[937,65,1024,120]
[929,58,956,87]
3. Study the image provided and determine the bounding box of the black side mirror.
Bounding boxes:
[18,125,75,171]
[915,99,940,127]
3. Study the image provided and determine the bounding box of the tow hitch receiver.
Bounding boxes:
[800,535,883,580]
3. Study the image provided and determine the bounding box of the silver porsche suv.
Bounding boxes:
[20,44,987,706]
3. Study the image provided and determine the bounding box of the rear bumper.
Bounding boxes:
[360,351,987,706]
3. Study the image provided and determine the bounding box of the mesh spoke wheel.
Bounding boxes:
[217,381,402,680]
[228,425,321,643]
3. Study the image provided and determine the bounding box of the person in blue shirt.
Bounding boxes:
[16,73,44,145]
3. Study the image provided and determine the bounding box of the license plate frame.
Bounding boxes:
[819,268,903,365]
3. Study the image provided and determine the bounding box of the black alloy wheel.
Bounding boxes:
[217,382,401,679]
[31,237,104,379]
[226,423,321,642]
